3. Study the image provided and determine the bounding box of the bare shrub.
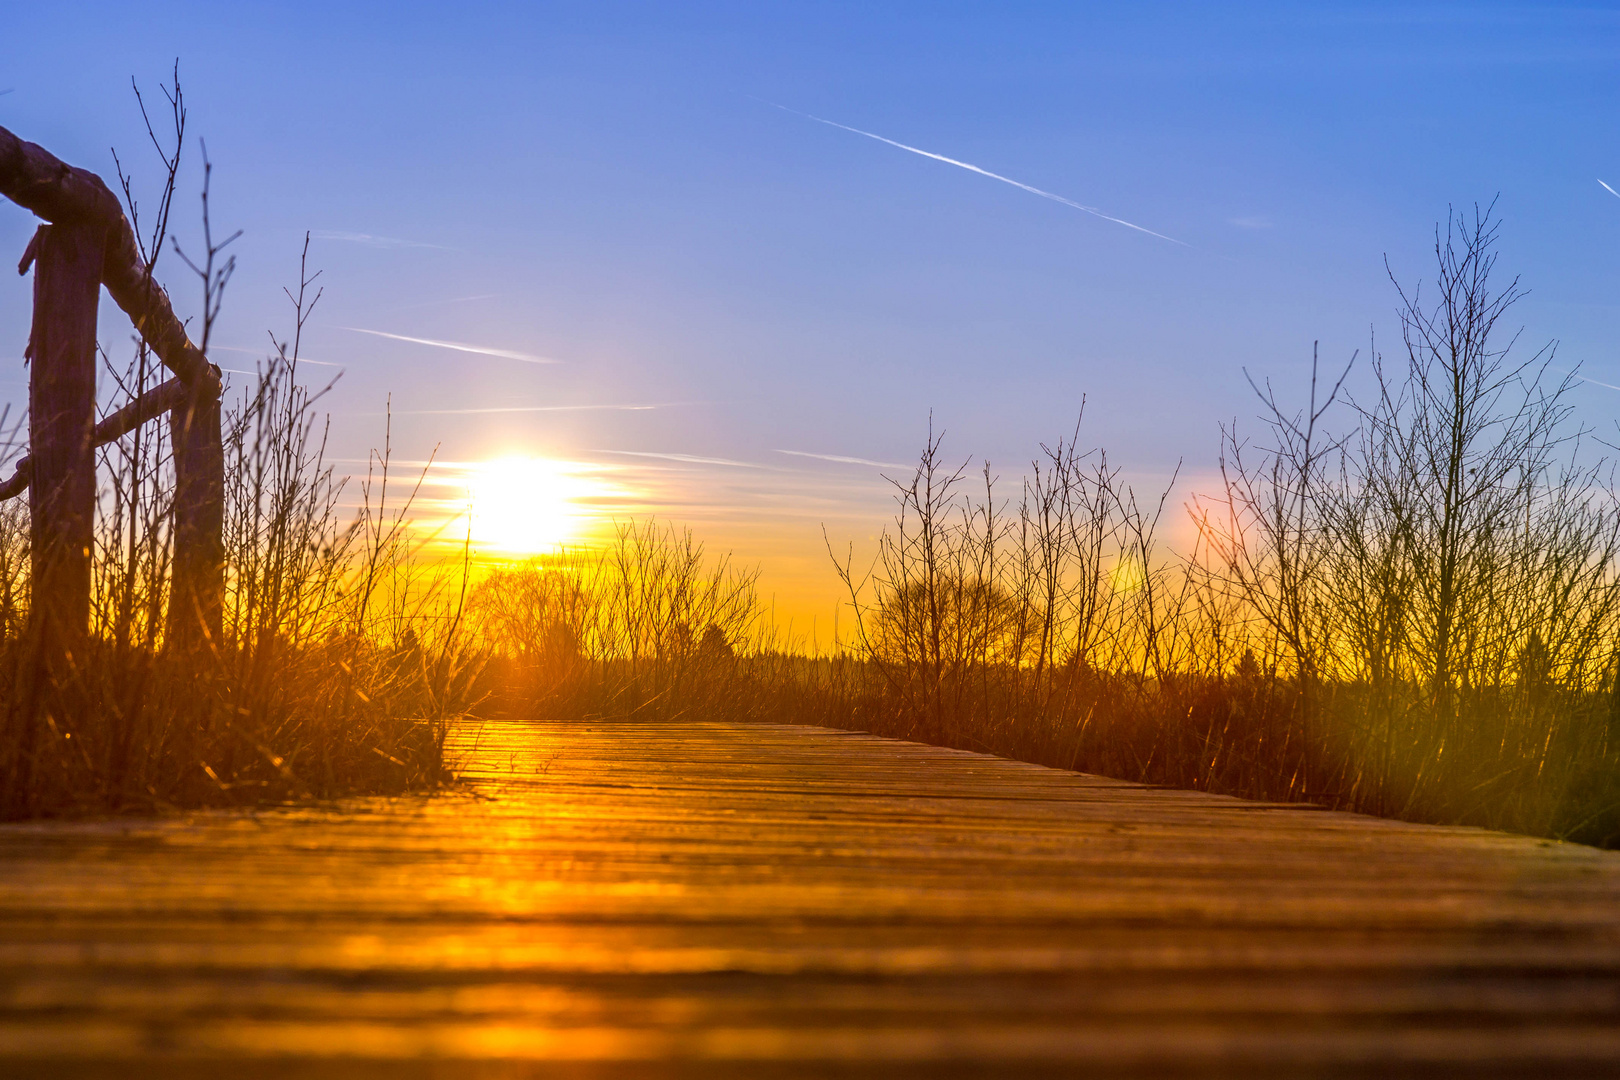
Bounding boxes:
[471,520,763,722]
[0,73,471,818]
[814,206,1620,845]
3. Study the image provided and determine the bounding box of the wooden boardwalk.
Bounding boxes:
[2,720,1620,1078]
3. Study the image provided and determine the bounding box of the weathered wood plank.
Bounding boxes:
[1,720,1618,1077]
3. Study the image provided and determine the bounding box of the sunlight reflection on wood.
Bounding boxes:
[1,719,1619,1076]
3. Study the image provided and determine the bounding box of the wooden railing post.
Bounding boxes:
[169,384,224,652]
[2,123,226,659]
[22,220,105,663]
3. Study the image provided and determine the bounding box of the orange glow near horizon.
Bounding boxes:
[466,457,598,554]
[388,451,901,648]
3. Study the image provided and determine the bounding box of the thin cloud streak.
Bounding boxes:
[212,345,343,368]
[775,449,910,469]
[373,293,506,315]
[311,230,447,250]
[1571,371,1620,392]
[340,327,558,364]
[1601,180,1620,200]
[1548,364,1620,392]
[595,450,771,470]
[768,101,1184,245]
[357,403,683,416]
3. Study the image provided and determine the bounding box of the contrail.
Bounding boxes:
[1571,371,1620,392]
[775,449,909,470]
[340,327,557,364]
[212,345,343,368]
[375,293,505,314]
[768,101,1183,245]
[596,450,770,470]
[1601,180,1620,200]
[361,403,676,416]
[1549,364,1620,392]
[312,231,447,250]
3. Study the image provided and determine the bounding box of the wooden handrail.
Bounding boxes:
[0,377,192,501]
[3,122,227,652]
[0,124,220,394]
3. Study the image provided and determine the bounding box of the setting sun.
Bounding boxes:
[12,13,1620,1077]
[467,457,593,553]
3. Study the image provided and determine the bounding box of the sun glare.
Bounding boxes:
[468,458,592,553]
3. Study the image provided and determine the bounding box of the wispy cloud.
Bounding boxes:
[340,327,558,364]
[311,230,447,250]
[595,450,770,469]
[211,345,343,368]
[775,449,909,469]
[767,101,1183,245]
[327,457,446,468]
[360,403,681,416]
[1544,362,1620,392]
[1571,371,1620,392]
[374,293,505,314]
[1601,180,1620,200]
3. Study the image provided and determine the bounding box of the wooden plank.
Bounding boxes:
[1,720,1618,1077]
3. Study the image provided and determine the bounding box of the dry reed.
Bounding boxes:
[4,82,1615,848]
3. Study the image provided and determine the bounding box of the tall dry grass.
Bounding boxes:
[0,389,472,819]
[812,206,1620,845]
[471,519,769,721]
[0,252,474,819]
[0,72,482,819]
[464,207,1620,848]
[5,85,1615,849]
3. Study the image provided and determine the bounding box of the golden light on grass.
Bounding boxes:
[1109,557,1146,594]
[467,457,596,554]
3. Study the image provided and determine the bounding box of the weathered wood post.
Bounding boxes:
[169,385,224,651]
[0,124,225,657]
[20,221,104,663]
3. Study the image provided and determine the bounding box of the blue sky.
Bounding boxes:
[5,2,1620,626]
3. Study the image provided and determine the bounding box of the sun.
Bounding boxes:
[467,458,592,554]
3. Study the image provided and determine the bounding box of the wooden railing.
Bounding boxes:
[0,124,223,658]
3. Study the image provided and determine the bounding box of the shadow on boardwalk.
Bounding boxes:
[2,719,1619,1077]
